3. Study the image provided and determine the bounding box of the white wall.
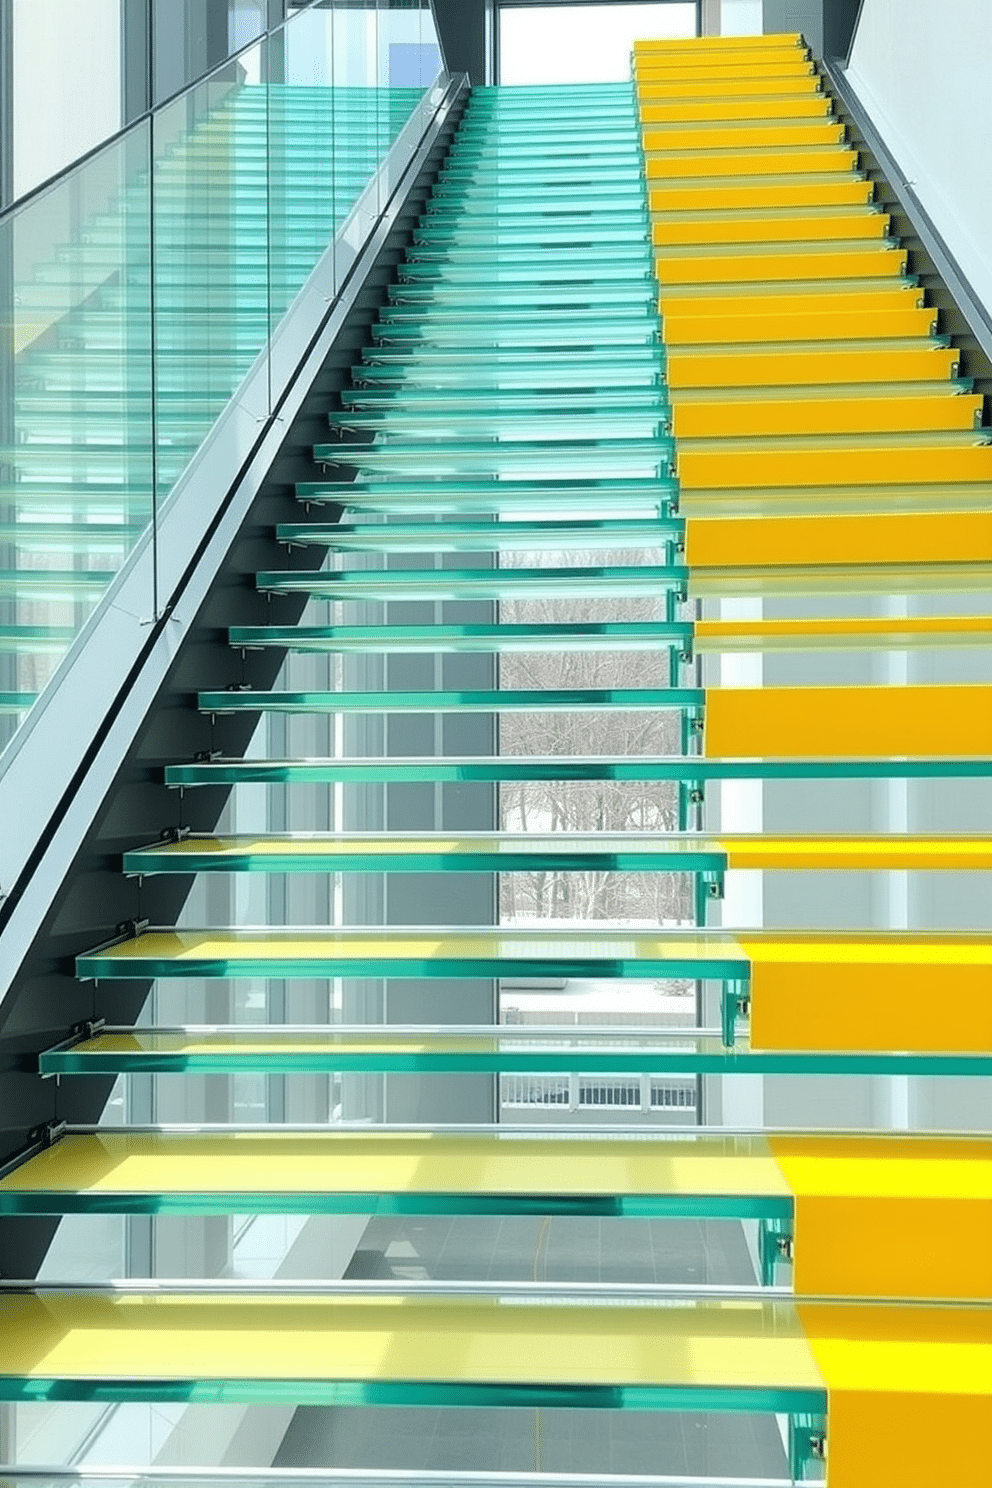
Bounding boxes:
[13,0,122,198]
[846,0,992,320]
[720,0,764,35]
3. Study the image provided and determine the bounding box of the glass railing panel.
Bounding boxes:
[0,123,153,751]
[150,41,271,500]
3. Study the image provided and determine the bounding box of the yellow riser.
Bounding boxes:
[679,481,992,519]
[685,509,992,569]
[646,148,857,180]
[664,306,936,346]
[637,76,823,100]
[679,444,992,491]
[724,836,992,870]
[656,248,904,285]
[673,393,980,439]
[705,683,992,762]
[667,345,958,389]
[662,285,922,316]
[641,97,832,123]
[643,123,843,150]
[740,927,992,1056]
[696,615,992,651]
[649,179,873,211]
[653,212,888,247]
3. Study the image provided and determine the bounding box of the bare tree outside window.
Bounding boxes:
[498,545,693,926]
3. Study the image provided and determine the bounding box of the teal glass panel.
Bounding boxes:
[164,754,992,788]
[369,320,662,347]
[151,42,272,500]
[275,517,683,550]
[122,831,728,876]
[0,122,153,755]
[75,924,746,982]
[312,438,672,476]
[197,685,703,714]
[256,565,687,601]
[229,620,693,653]
[40,1029,992,1080]
[297,479,678,515]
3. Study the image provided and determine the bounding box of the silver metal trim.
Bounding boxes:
[0,1471,796,1488]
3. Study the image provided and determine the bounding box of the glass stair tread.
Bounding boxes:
[313,442,672,475]
[121,832,992,876]
[197,686,701,715]
[76,925,747,982]
[327,412,669,438]
[122,831,728,875]
[275,517,681,550]
[33,1029,991,1079]
[2,1287,917,1410]
[298,479,677,514]
[228,622,690,654]
[339,390,671,412]
[255,567,688,600]
[163,755,992,787]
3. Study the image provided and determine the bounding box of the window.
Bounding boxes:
[499,2,698,85]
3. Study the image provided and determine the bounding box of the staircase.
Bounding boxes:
[0,31,990,1488]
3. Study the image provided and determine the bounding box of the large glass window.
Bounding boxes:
[499,1,697,85]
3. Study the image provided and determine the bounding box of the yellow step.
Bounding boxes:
[649,179,873,211]
[637,76,823,100]
[664,306,937,346]
[633,32,805,52]
[661,285,923,317]
[643,121,844,152]
[635,60,818,84]
[656,247,906,286]
[646,148,857,180]
[673,393,981,439]
[696,615,992,652]
[653,212,888,247]
[641,97,832,124]
[705,683,992,761]
[679,444,992,491]
[685,509,992,569]
[667,347,958,390]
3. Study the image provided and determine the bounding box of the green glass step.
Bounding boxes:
[0,626,77,653]
[37,1030,992,1080]
[0,1129,792,1220]
[312,437,672,476]
[339,388,670,413]
[198,686,701,716]
[398,259,654,282]
[0,1287,831,1413]
[123,831,722,877]
[376,302,656,324]
[296,478,677,514]
[358,348,664,372]
[369,320,661,346]
[77,925,743,982]
[164,755,992,788]
[254,564,688,601]
[351,363,666,390]
[275,517,683,551]
[0,522,140,548]
[0,570,111,599]
[228,621,692,654]
[327,410,669,438]
[405,243,653,266]
[0,693,38,714]
[384,286,656,308]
